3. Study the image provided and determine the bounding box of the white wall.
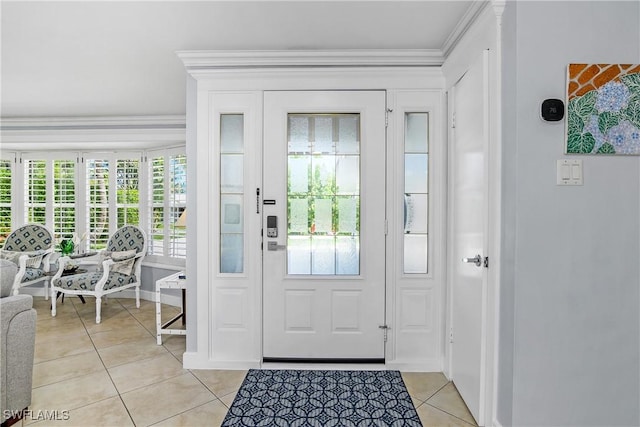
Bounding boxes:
[499,1,640,426]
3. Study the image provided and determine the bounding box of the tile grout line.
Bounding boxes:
[422,402,477,426]
[77,298,139,427]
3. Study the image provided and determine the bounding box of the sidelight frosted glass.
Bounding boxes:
[221,114,244,153]
[221,234,243,274]
[313,197,333,233]
[312,236,336,274]
[404,193,428,234]
[220,113,244,275]
[404,154,428,194]
[289,156,310,193]
[337,115,359,154]
[289,198,309,234]
[288,236,311,275]
[313,116,334,153]
[403,112,429,274]
[221,195,243,233]
[405,113,428,153]
[221,154,244,193]
[404,234,428,274]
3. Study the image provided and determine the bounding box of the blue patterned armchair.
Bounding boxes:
[0,224,54,299]
[50,225,147,323]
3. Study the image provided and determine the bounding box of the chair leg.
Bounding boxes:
[44,279,49,300]
[135,286,140,308]
[95,297,102,323]
[51,289,57,317]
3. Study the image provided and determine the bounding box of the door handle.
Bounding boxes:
[267,241,286,251]
[462,254,482,267]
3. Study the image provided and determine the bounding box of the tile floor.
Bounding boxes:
[27,295,477,427]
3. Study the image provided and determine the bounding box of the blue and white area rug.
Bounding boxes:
[221,369,422,426]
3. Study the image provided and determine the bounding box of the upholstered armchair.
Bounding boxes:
[1,259,36,427]
[0,224,54,300]
[50,225,147,323]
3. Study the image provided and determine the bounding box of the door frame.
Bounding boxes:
[441,3,504,426]
[181,50,458,376]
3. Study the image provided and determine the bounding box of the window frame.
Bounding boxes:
[0,148,186,268]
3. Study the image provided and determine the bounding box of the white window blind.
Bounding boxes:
[86,158,110,249]
[53,160,76,239]
[24,159,47,225]
[169,154,187,258]
[149,155,164,256]
[5,149,185,264]
[116,159,140,228]
[0,158,13,245]
[147,149,187,259]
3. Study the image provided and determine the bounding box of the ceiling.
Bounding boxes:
[1,1,477,119]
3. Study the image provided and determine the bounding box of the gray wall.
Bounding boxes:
[499,1,640,426]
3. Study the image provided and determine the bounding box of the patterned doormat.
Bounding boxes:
[221,369,422,426]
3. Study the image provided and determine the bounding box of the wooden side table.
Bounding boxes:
[156,271,186,345]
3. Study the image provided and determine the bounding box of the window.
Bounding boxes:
[148,148,187,259]
[0,157,13,245]
[53,160,76,240]
[23,154,77,242]
[403,113,429,273]
[220,114,244,273]
[1,149,186,264]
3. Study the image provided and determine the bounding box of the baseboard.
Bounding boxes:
[385,359,442,372]
[182,353,260,370]
[493,418,504,427]
[19,286,183,308]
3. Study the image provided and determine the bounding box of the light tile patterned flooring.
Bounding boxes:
[28,296,477,427]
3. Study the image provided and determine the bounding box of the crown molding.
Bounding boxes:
[0,115,185,131]
[0,116,186,151]
[441,0,491,58]
[177,49,445,71]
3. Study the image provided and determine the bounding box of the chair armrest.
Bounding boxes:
[50,256,71,283]
[0,294,34,325]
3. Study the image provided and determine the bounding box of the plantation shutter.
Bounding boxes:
[24,159,46,224]
[149,155,165,255]
[169,154,187,257]
[86,159,110,249]
[0,158,12,245]
[53,160,76,240]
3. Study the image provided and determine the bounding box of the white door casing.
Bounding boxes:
[449,50,490,425]
[262,90,387,360]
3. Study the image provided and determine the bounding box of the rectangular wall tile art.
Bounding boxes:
[567,64,640,154]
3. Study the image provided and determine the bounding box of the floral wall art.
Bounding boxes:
[566,64,640,154]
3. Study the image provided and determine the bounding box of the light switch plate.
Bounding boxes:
[557,159,583,185]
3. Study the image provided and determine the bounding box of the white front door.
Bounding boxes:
[449,51,490,425]
[262,90,387,361]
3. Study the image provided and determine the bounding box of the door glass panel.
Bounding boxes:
[313,197,333,233]
[288,156,310,193]
[312,236,336,274]
[337,115,360,154]
[287,236,311,274]
[336,236,359,275]
[220,114,244,274]
[337,197,358,234]
[287,114,360,275]
[289,197,309,234]
[403,113,429,274]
